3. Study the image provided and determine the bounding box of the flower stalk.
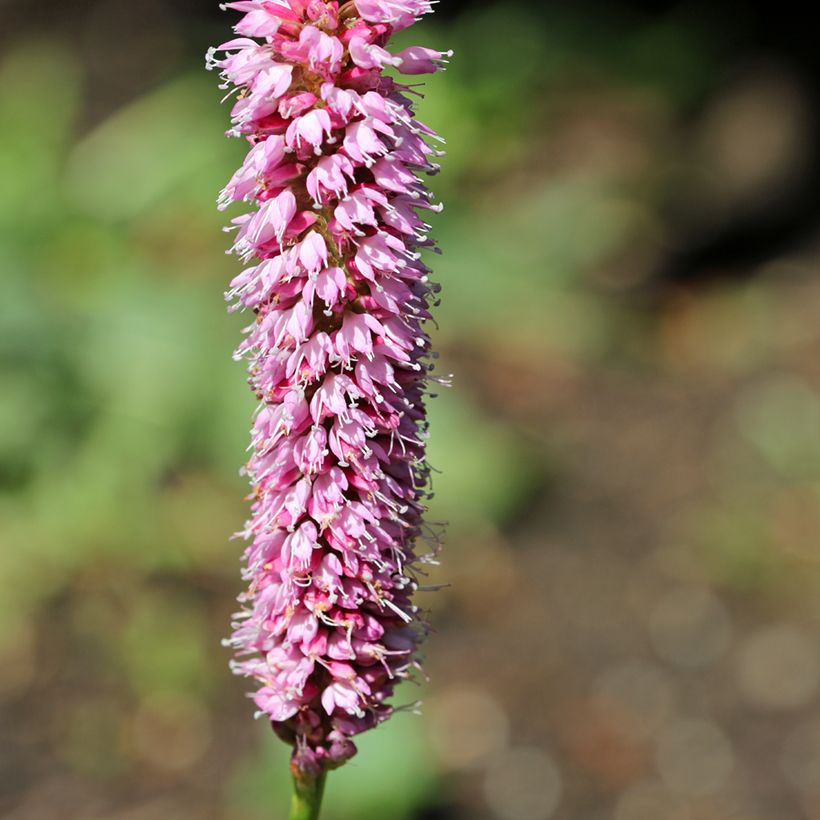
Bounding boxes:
[289,769,326,820]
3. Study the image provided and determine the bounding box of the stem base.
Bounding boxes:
[289,770,327,820]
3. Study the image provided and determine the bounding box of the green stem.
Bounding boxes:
[289,770,327,820]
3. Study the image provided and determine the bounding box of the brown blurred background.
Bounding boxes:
[3,1,820,818]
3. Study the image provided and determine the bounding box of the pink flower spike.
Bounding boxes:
[211,0,448,789]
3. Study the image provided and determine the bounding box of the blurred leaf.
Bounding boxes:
[0,39,80,227]
[65,74,242,220]
[122,593,212,698]
[323,713,437,820]
[427,389,538,529]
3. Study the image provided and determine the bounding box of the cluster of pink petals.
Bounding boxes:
[210,0,448,774]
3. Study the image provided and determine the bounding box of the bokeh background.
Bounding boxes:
[3,1,820,818]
